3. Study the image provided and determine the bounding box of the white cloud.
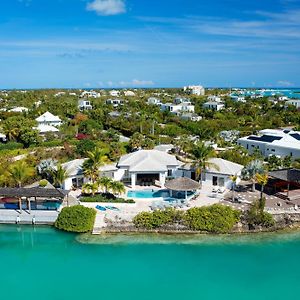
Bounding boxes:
[119,79,154,86]
[86,0,126,16]
[277,80,294,86]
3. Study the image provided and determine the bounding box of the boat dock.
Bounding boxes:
[0,210,59,225]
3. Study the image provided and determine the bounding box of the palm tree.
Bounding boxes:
[98,177,113,194]
[82,182,98,196]
[230,174,238,202]
[52,164,68,189]
[83,148,107,183]
[110,181,125,196]
[255,172,269,202]
[188,142,218,186]
[241,160,264,192]
[9,161,35,188]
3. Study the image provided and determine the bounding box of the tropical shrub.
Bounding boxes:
[80,193,135,203]
[0,142,23,151]
[184,204,240,233]
[55,205,96,233]
[39,179,48,187]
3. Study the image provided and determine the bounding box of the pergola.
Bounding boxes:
[269,168,300,200]
[0,188,68,213]
[165,177,201,200]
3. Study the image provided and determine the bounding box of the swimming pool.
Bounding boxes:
[127,189,170,199]
[127,189,194,199]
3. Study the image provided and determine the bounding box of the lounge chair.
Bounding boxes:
[96,205,106,211]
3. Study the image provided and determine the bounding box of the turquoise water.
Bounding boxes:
[127,189,193,199]
[127,189,171,198]
[2,225,300,300]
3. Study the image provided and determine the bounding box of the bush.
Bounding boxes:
[0,142,23,151]
[76,139,96,156]
[39,179,48,187]
[246,200,275,228]
[184,204,240,233]
[55,205,96,233]
[39,140,64,148]
[133,208,184,229]
[80,193,135,204]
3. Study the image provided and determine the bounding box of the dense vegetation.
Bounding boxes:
[133,205,241,233]
[55,205,96,233]
[80,193,134,203]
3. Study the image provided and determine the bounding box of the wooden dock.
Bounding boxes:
[0,209,59,225]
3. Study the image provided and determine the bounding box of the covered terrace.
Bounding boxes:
[165,177,201,200]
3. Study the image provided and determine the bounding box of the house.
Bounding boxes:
[109,90,120,97]
[36,112,62,127]
[161,102,195,114]
[106,99,124,107]
[116,150,180,188]
[80,90,100,98]
[124,90,135,97]
[203,101,225,111]
[78,99,93,111]
[9,107,29,113]
[54,92,66,97]
[183,85,205,96]
[202,158,243,189]
[61,159,118,190]
[230,95,246,102]
[237,129,300,159]
[36,124,59,134]
[147,97,161,105]
[207,95,222,102]
[180,113,202,122]
[174,97,190,104]
[285,99,300,109]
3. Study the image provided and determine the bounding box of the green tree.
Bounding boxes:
[8,160,35,187]
[52,164,68,189]
[241,160,265,192]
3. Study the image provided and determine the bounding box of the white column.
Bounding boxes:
[159,172,166,188]
[131,173,136,188]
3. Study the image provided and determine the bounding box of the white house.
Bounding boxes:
[180,113,202,122]
[237,129,300,159]
[161,102,195,114]
[184,85,205,96]
[203,101,225,111]
[109,90,120,97]
[78,99,93,111]
[147,97,161,105]
[231,95,246,102]
[124,90,135,97]
[80,90,100,98]
[207,95,222,102]
[36,112,62,127]
[36,124,60,134]
[285,99,300,109]
[9,107,29,113]
[116,150,180,188]
[106,99,124,107]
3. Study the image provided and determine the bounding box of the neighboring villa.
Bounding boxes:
[80,90,101,98]
[285,99,300,110]
[106,99,124,107]
[203,101,225,111]
[237,129,300,158]
[9,106,29,113]
[230,95,246,102]
[109,90,120,97]
[124,90,136,97]
[160,98,195,114]
[207,95,222,102]
[183,85,205,96]
[180,112,202,122]
[36,111,62,127]
[147,97,162,105]
[78,99,93,111]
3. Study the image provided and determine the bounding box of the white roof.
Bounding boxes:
[206,158,243,176]
[118,150,179,172]
[36,124,59,133]
[36,111,61,123]
[154,144,174,152]
[9,107,28,112]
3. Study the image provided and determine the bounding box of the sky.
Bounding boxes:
[0,0,300,88]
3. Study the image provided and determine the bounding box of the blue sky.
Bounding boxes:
[0,0,300,88]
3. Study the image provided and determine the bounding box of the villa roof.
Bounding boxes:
[206,158,243,176]
[117,150,179,172]
[165,177,201,191]
[36,111,61,123]
[0,188,68,199]
[269,168,300,183]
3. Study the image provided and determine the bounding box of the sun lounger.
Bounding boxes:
[96,205,106,211]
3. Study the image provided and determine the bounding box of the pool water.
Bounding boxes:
[127,189,194,199]
[127,189,170,199]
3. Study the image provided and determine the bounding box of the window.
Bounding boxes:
[167,169,172,177]
[124,169,129,178]
[212,176,218,186]
[218,177,225,187]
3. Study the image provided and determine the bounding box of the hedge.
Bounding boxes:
[55,205,96,233]
[0,142,23,151]
[80,194,135,204]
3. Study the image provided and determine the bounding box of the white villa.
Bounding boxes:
[147,97,162,105]
[80,90,101,98]
[285,99,300,109]
[78,99,93,111]
[237,129,300,159]
[207,95,222,102]
[106,99,124,107]
[161,101,195,114]
[109,90,120,97]
[230,95,246,102]
[203,101,225,111]
[180,113,202,122]
[124,90,135,97]
[36,112,62,127]
[9,107,29,113]
[184,85,205,96]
